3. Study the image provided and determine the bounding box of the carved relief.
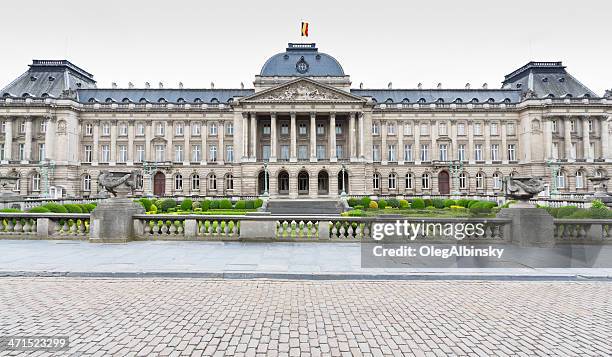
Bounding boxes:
[57,120,67,135]
[257,83,345,101]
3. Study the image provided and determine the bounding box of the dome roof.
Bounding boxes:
[260,43,345,77]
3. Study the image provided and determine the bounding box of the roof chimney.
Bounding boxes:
[465,83,471,90]
[388,82,392,89]
[145,82,150,89]
[482,83,488,89]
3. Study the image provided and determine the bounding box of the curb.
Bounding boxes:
[1,271,611,281]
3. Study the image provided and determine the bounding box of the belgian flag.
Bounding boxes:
[301,22,309,37]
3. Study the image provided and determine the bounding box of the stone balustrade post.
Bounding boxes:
[184,219,198,239]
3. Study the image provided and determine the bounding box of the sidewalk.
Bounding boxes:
[1,240,612,280]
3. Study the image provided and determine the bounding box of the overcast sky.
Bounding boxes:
[1,0,610,94]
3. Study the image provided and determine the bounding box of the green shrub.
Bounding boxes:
[456,199,470,208]
[219,199,233,209]
[557,205,579,218]
[568,209,592,219]
[467,200,479,208]
[469,201,496,215]
[426,206,436,211]
[378,199,387,209]
[235,200,246,209]
[63,204,83,213]
[410,198,425,209]
[387,198,400,208]
[180,199,193,211]
[160,199,177,212]
[589,207,611,219]
[149,204,157,214]
[341,209,365,217]
[0,208,21,213]
[208,200,219,209]
[369,201,378,209]
[254,199,264,209]
[28,206,50,213]
[200,200,210,211]
[432,198,445,209]
[79,204,92,213]
[138,198,153,211]
[354,205,365,210]
[192,201,200,210]
[423,199,433,207]
[591,199,607,210]
[347,198,360,207]
[43,203,68,213]
[245,200,254,209]
[360,197,372,209]
[399,199,409,209]
[443,199,456,208]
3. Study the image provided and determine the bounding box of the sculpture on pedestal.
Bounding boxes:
[504,176,545,206]
[98,170,139,198]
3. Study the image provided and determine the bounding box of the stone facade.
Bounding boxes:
[0,46,610,199]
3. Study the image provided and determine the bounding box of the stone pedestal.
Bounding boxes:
[240,212,275,240]
[498,208,555,247]
[90,198,145,243]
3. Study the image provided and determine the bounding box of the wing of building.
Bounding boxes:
[1,44,610,199]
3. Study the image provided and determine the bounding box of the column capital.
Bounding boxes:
[242,112,249,119]
[290,112,296,118]
[329,112,336,118]
[310,112,316,118]
[270,112,277,118]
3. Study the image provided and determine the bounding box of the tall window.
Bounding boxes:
[263,124,271,135]
[225,174,234,190]
[459,172,467,189]
[372,145,380,161]
[191,145,201,162]
[491,144,499,161]
[316,123,325,135]
[191,174,200,191]
[474,123,482,136]
[226,122,233,136]
[570,120,576,132]
[136,145,145,162]
[372,123,379,135]
[438,123,447,135]
[507,144,516,161]
[474,144,483,161]
[209,145,217,162]
[119,123,128,136]
[420,123,429,135]
[225,145,233,162]
[83,174,91,191]
[136,123,145,136]
[155,144,165,162]
[175,123,184,136]
[404,144,413,162]
[281,123,289,135]
[458,123,465,136]
[31,173,41,192]
[19,121,26,133]
[102,123,110,136]
[588,120,593,132]
[262,145,271,160]
[557,171,566,188]
[458,144,466,161]
[174,145,183,162]
[335,123,343,135]
[493,173,502,189]
[85,123,93,136]
[299,123,307,135]
[439,144,447,161]
[552,143,558,159]
[316,145,325,160]
[490,123,498,135]
[101,145,110,162]
[475,172,485,189]
[191,122,201,136]
[421,173,430,189]
[551,120,557,133]
[280,145,289,160]
[507,123,515,135]
[38,144,45,161]
[155,122,165,136]
[420,144,429,161]
[404,123,412,136]
[570,143,576,159]
[18,144,25,161]
[0,144,4,161]
[174,174,183,191]
[372,173,380,190]
[298,145,308,160]
[387,123,395,135]
[209,123,217,136]
[388,144,396,162]
[84,145,93,162]
[208,174,217,190]
[1,120,6,133]
[405,173,414,189]
[336,145,344,159]
[119,145,128,163]
[575,171,584,189]
[388,173,397,189]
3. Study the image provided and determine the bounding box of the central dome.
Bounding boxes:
[260,43,345,77]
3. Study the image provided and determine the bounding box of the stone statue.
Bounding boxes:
[98,170,139,197]
[504,176,545,201]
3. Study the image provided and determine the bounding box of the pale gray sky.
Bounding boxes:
[1,0,610,94]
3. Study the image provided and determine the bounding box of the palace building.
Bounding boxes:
[0,43,610,199]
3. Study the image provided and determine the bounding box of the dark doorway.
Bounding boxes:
[257,171,269,195]
[337,170,349,194]
[438,171,450,195]
[317,171,329,195]
[298,171,309,195]
[154,172,165,196]
[278,171,289,195]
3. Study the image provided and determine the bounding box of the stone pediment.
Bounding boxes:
[241,78,365,103]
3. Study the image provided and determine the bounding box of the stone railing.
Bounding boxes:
[0,197,102,211]
[553,219,612,243]
[0,213,90,240]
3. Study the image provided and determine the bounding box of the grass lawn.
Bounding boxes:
[357,208,494,218]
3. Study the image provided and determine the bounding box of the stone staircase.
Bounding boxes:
[265,199,345,215]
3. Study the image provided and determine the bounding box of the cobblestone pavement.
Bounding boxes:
[0,279,611,356]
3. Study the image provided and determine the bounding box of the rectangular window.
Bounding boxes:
[552,143,558,159]
[474,123,482,136]
[570,120,576,132]
[372,123,379,135]
[458,144,466,161]
[491,144,499,161]
[281,123,289,135]
[174,145,183,162]
[570,143,576,159]
[19,121,26,134]
[507,123,515,135]
[551,120,557,133]
[475,144,483,161]
[102,123,111,136]
[38,144,45,161]
[136,123,145,136]
[226,122,234,136]
[226,145,233,162]
[576,172,584,189]
[298,145,308,160]
[299,123,307,135]
[118,145,127,163]
[588,120,593,132]
[439,144,447,161]
[280,145,289,160]
[40,120,47,133]
[508,144,516,161]
[136,145,145,162]
[458,123,465,136]
[209,123,217,136]
[387,123,395,135]
[262,145,271,160]
[119,124,128,136]
[316,123,325,135]
[209,144,217,162]
[373,145,380,161]
[316,144,325,160]
[155,123,164,136]
[490,123,498,135]
[388,144,396,162]
[404,123,412,136]
[175,123,184,136]
[420,124,429,135]
[336,145,344,159]
[191,122,201,136]
[102,145,110,162]
[404,144,412,162]
[263,124,271,135]
[191,145,201,162]
[0,121,5,133]
[154,145,165,162]
[335,123,342,135]
[438,123,447,136]
[420,144,429,161]
[18,143,25,160]
[0,144,4,161]
[84,145,92,162]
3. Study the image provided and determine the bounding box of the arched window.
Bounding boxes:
[177,98,186,103]
[401,98,410,103]
[564,94,573,99]
[385,98,393,103]
[459,172,467,189]
[158,98,167,103]
[83,174,91,191]
[136,174,143,190]
[372,173,380,190]
[493,172,502,190]
[105,97,114,103]
[210,98,219,103]
[225,173,234,190]
[31,173,41,192]
[595,170,605,178]
[209,174,217,190]
[122,98,131,103]
[547,94,555,98]
[556,171,566,189]
[487,98,495,103]
[454,98,463,104]
[575,171,584,189]
[191,174,200,191]
[475,172,485,189]
[194,98,202,103]
[418,98,426,104]
[388,173,397,189]
[436,98,444,103]
[139,98,148,103]
[41,93,49,98]
[174,173,183,191]
[421,173,431,189]
[503,98,511,104]
[405,173,414,190]
[471,98,479,103]
[583,94,591,98]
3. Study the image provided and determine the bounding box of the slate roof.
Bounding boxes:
[501,62,597,98]
[1,60,96,98]
[260,43,345,77]
[76,89,254,104]
[350,89,522,104]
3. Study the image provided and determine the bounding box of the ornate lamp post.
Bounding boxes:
[340,164,347,198]
[546,160,560,197]
[263,161,269,197]
[448,160,463,195]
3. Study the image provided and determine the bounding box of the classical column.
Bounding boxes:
[270,112,277,162]
[564,117,572,160]
[165,121,173,162]
[467,120,474,163]
[358,112,365,159]
[127,121,134,164]
[501,120,507,164]
[544,118,553,160]
[250,113,257,160]
[290,112,297,162]
[381,121,388,163]
[144,122,152,162]
[44,117,55,161]
[109,120,118,164]
[183,121,190,164]
[450,119,457,160]
[242,113,249,160]
[414,120,421,164]
[484,120,491,162]
[3,118,12,161]
[310,112,317,162]
[201,121,207,164]
[602,116,611,161]
[329,112,337,161]
[218,121,225,164]
[349,112,356,160]
[93,121,100,164]
[582,117,591,161]
[430,120,437,161]
[397,121,404,164]
[24,117,33,161]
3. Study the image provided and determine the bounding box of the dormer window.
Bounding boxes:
[88,98,96,103]
[41,93,49,98]
[211,98,219,104]
[385,98,393,103]
[139,98,147,103]
[454,98,463,104]
[516,83,522,89]
[547,94,555,98]
[30,76,37,81]
[177,98,185,103]
[48,76,55,82]
[194,98,202,103]
[105,98,114,103]
[402,98,409,103]
[417,98,426,104]
[503,98,511,104]
[564,94,573,98]
[559,77,565,82]
[542,77,548,82]
[583,94,591,98]
[122,98,131,103]
[471,98,479,103]
[158,98,167,103]
[487,98,495,103]
[436,98,444,103]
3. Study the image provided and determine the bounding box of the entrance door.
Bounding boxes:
[154,172,165,196]
[298,171,309,195]
[438,171,450,195]
[278,171,289,195]
[317,171,329,195]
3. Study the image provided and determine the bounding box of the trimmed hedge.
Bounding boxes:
[63,204,83,213]
[235,200,246,209]
[410,198,425,209]
[160,199,177,212]
[387,198,400,208]
[360,197,372,209]
[28,206,50,213]
[43,203,68,213]
[399,199,409,209]
[432,198,445,209]
[347,198,360,207]
[0,208,21,213]
[219,199,233,209]
[378,199,387,209]
[443,199,456,208]
[200,200,210,211]
[254,199,264,209]
[180,199,193,211]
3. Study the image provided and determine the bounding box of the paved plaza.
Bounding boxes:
[0,278,611,356]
